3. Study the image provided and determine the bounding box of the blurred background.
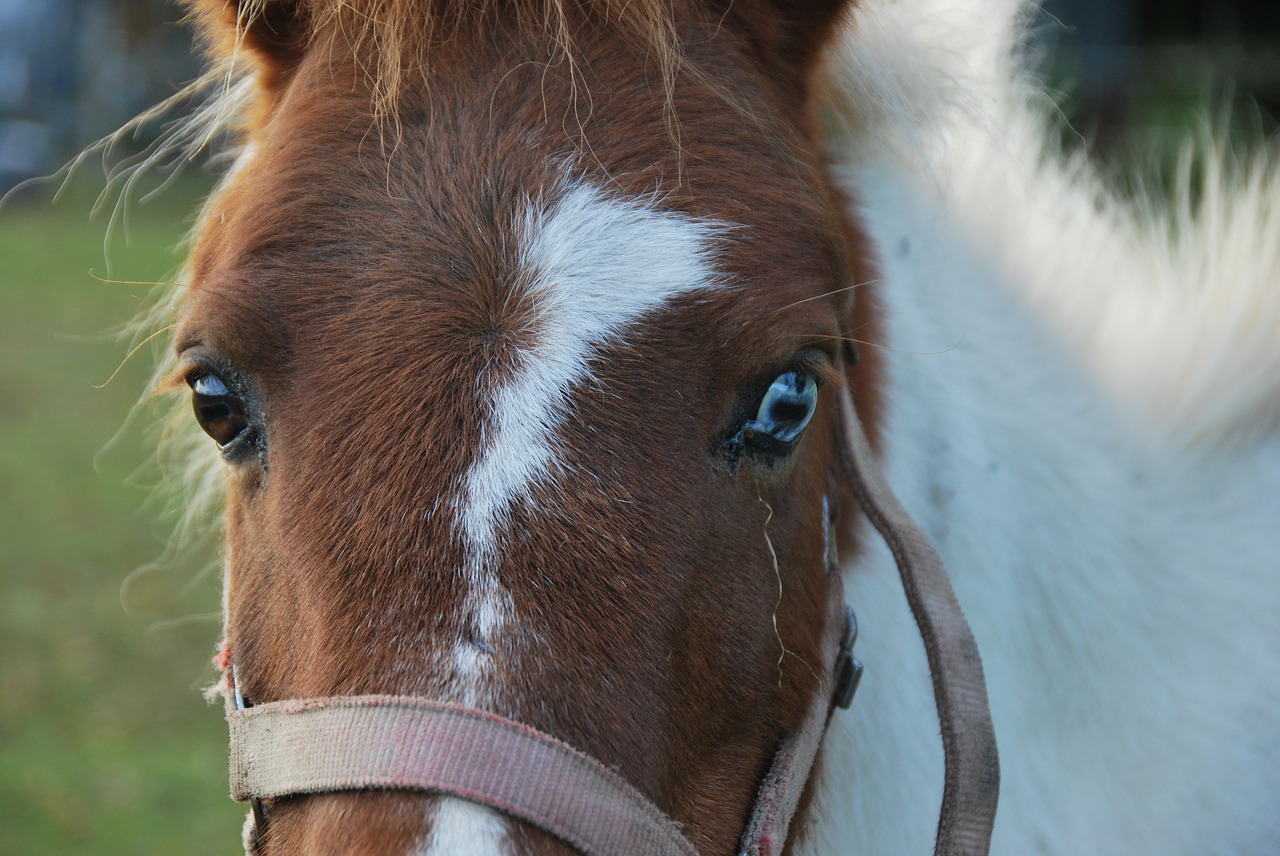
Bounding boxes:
[0,1,1277,853]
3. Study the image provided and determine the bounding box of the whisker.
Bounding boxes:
[92,324,177,389]
[806,331,968,358]
[774,278,882,312]
[89,270,184,288]
[757,492,790,690]
[145,612,223,636]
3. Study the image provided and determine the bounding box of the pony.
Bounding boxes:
[137,0,1280,852]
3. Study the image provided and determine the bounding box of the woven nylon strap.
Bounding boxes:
[229,577,849,856]
[230,696,698,856]
[835,377,1001,855]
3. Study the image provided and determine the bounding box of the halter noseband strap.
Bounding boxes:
[225,365,998,856]
[230,696,700,856]
[228,576,854,856]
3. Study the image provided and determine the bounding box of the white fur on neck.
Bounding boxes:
[804,75,1280,856]
[801,2,1280,852]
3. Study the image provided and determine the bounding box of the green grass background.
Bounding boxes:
[0,176,244,854]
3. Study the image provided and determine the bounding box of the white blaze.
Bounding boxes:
[415,798,510,856]
[462,181,727,552]
[434,179,727,849]
[449,179,727,705]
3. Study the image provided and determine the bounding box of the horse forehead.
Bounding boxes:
[461,178,728,549]
[191,160,737,531]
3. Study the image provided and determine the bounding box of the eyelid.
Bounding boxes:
[166,350,252,405]
[157,358,204,394]
[788,347,839,387]
[175,348,233,383]
[175,345,213,373]
[159,358,212,396]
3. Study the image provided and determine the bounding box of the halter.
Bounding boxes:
[224,362,999,855]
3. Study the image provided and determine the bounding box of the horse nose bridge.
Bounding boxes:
[411,796,579,856]
[267,792,580,856]
[411,797,511,856]
[250,792,545,855]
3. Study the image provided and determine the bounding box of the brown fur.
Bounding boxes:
[186,0,690,125]
[179,0,880,853]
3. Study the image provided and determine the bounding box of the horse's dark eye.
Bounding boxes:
[745,370,820,444]
[189,373,251,447]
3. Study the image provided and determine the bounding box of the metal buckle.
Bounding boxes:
[833,604,864,710]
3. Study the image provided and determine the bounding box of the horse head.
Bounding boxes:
[177,0,898,851]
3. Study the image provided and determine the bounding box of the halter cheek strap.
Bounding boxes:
[224,367,998,856]
[833,375,1000,854]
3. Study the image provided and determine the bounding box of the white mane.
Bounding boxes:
[820,0,1280,453]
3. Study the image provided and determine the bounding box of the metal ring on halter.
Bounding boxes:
[833,604,864,710]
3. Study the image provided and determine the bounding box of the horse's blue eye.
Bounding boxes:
[189,372,251,447]
[745,370,819,444]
